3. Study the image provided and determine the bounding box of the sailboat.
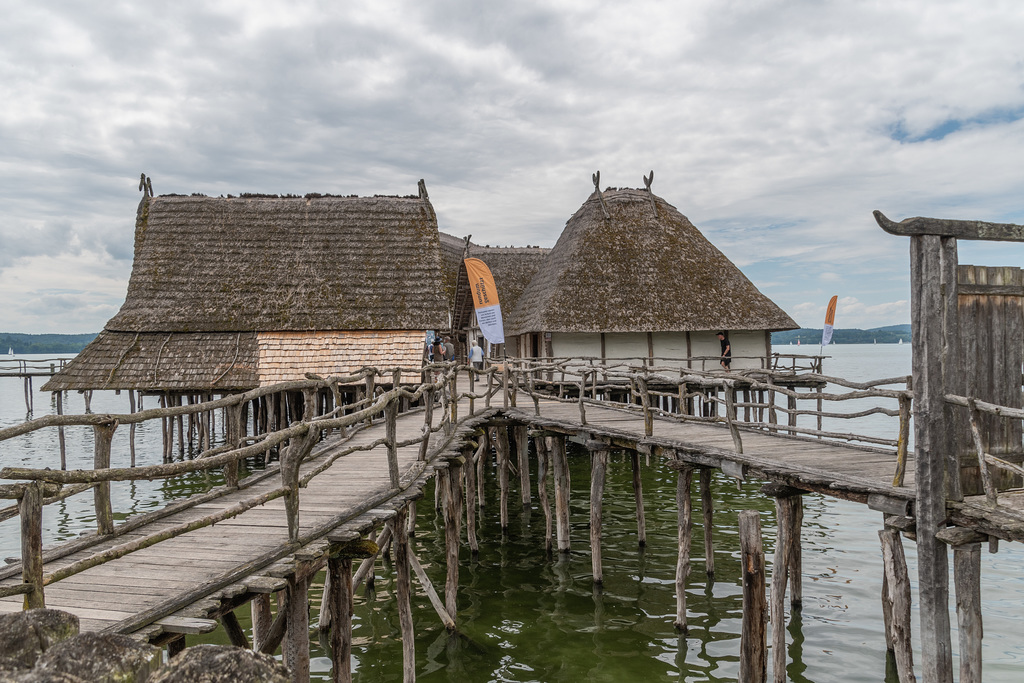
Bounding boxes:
[6,347,12,357]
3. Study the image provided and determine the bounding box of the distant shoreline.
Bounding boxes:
[1,332,98,355]
[772,325,911,345]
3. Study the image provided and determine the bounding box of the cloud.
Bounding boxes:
[2,1,1024,331]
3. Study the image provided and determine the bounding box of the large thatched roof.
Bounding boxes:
[44,186,447,392]
[505,188,797,335]
[108,192,447,332]
[438,233,550,332]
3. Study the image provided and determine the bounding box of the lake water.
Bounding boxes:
[1,346,1022,681]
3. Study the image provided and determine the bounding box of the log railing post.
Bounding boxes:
[365,372,376,426]
[20,481,44,609]
[93,422,117,535]
[638,375,653,437]
[724,386,743,453]
[954,542,983,683]
[893,393,911,487]
[419,387,434,462]
[674,465,693,631]
[879,527,915,682]
[578,373,588,425]
[551,435,571,553]
[386,396,400,489]
[55,393,67,470]
[589,445,608,585]
[225,400,243,489]
[468,368,476,416]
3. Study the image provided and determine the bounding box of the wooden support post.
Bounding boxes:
[20,481,44,609]
[176,395,185,458]
[788,495,803,609]
[476,430,488,509]
[393,508,415,682]
[503,366,509,409]
[911,233,957,682]
[536,435,553,553]
[127,391,137,467]
[444,460,463,625]
[699,468,715,580]
[93,422,116,535]
[638,376,653,436]
[495,427,511,531]
[739,510,767,683]
[590,447,608,585]
[221,610,250,649]
[552,435,570,552]
[879,527,915,683]
[674,465,692,631]
[786,394,797,436]
[408,549,456,630]
[954,543,983,683]
[282,427,318,544]
[468,368,475,416]
[252,594,272,652]
[630,451,646,546]
[284,571,310,682]
[767,378,778,434]
[725,388,743,453]
[770,491,801,683]
[55,393,67,470]
[465,444,480,554]
[365,373,376,426]
[328,544,366,683]
[225,401,243,488]
[515,425,531,507]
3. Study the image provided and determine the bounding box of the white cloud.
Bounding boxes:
[2,0,1024,331]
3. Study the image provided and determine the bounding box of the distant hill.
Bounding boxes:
[1,333,98,355]
[772,325,911,345]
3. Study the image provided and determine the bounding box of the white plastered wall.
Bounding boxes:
[689,330,767,371]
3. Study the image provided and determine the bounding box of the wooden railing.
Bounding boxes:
[505,357,913,484]
[945,393,1024,507]
[0,363,504,611]
[0,357,71,376]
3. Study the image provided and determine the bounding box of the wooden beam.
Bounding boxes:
[875,210,1024,242]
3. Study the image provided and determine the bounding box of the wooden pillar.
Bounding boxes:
[93,422,116,535]
[55,392,67,470]
[674,465,693,631]
[515,425,531,507]
[465,445,479,555]
[879,527,915,682]
[739,510,767,683]
[495,427,511,531]
[284,572,310,682]
[328,539,376,683]
[631,451,647,547]
[769,488,803,683]
[221,610,250,649]
[536,435,553,553]
[444,461,463,624]
[699,468,715,579]
[252,594,272,652]
[551,435,570,552]
[911,233,958,682]
[954,543,983,683]
[589,446,608,585]
[476,429,488,509]
[393,507,415,682]
[20,482,44,609]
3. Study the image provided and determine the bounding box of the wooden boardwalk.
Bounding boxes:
[2,386,1022,671]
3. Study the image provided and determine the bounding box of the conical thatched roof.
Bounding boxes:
[505,188,796,335]
[108,192,446,332]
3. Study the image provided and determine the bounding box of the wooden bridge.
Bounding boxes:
[1,354,1023,682]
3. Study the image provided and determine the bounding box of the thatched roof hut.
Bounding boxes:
[504,184,796,367]
[506,187,796,335]
[44,185,447,392]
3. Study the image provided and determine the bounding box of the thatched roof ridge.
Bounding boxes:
[107,193,447,333]
[505,188,797,335]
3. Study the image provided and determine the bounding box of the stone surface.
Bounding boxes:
[34,633,160,683]
[0,609,79,672]
[150,645,290,683]
[2,670,87,682]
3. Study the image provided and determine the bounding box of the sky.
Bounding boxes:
[2,0,1024,333]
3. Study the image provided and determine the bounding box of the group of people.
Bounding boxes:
[427,336,486,370]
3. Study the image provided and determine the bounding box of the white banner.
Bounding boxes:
[475,303,505,345]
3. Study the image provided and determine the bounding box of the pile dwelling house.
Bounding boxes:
[44,177,448,429]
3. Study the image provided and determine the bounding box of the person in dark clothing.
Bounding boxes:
[716,331,731,372]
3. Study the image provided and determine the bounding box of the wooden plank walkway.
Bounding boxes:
[0,400,488,639]
[3,389,1022,645]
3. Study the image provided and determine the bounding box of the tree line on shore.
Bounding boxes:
[1,333,98,355]
[772,325,911,345]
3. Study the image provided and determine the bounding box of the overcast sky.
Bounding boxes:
[2,0,1023,334]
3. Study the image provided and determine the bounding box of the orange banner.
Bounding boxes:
[465,258,501,308]
[824,295,838,326]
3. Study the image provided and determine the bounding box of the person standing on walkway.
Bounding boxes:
[717,331,731,372]
[468,340,484,370]
[443,336,455,363]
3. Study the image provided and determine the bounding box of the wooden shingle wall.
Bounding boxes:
[256,330,425,385]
